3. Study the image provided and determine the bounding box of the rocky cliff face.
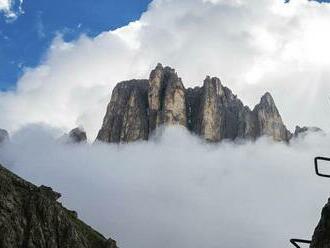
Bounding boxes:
[97,80,149,143]
[310,199,330,248]
[253,92,292,141]
[0,164,117,248]
[97,64,292,143]
[186,76,261,141]
[148,64,187,133]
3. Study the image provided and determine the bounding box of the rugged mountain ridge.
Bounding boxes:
[97,64,292,143]
[0,164,117,248]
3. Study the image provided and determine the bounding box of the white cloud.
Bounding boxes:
[0,126,329,248]
[0,0,23,20]
[0,0,10,10]
[0,0,14,18]
[1,0,330,140]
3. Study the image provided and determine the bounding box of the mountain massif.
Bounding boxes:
[0,64,328,248]
[97,64,293,143]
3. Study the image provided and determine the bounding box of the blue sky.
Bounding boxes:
[0,0,151,91]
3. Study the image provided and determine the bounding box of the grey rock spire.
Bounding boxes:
[253,92,292,141]
[148,63,187,133]
[97,64,293,143]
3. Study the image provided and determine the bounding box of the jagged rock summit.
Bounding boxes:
[69,127,87,143]
[0,163,117,248]
[0,128,9,143]
[97,64,292,143]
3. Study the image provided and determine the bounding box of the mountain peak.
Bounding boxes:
[260,92,275,105]
[155,62,163,69]
[253,92,291,141]
[97,64,295,143]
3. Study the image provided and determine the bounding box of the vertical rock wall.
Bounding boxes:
[97,64,292,143]
[97,80,149,143]
[148,64,187,133]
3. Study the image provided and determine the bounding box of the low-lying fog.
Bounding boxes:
[0,125,329,248]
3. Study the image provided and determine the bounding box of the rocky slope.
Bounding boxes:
[311,199,330,248]
[0,163,117,248]
[97,64,292,143]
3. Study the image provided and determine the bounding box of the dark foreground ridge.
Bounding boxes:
[293,198,330,248]
[311,199,330,248]
[97,64,297,143]
[0,164,117,248]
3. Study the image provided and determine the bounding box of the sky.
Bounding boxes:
[0,0,330,140]
[0,0,151,90]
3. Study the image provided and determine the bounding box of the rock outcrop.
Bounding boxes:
[294,126,323,137]
[148,64,187,133]
[186,76,261,141]
[310,199,330,248]
[0,163,117,248]
[0,129,9,143]
[96,80,149,143]
[253,92,292,141]
[97,64,292,143]
[69,127,87,143]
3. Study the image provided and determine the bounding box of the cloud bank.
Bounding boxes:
[1,0,330,140]
[0,126,329,248]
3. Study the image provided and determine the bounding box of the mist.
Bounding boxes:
[0,124,329,248]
